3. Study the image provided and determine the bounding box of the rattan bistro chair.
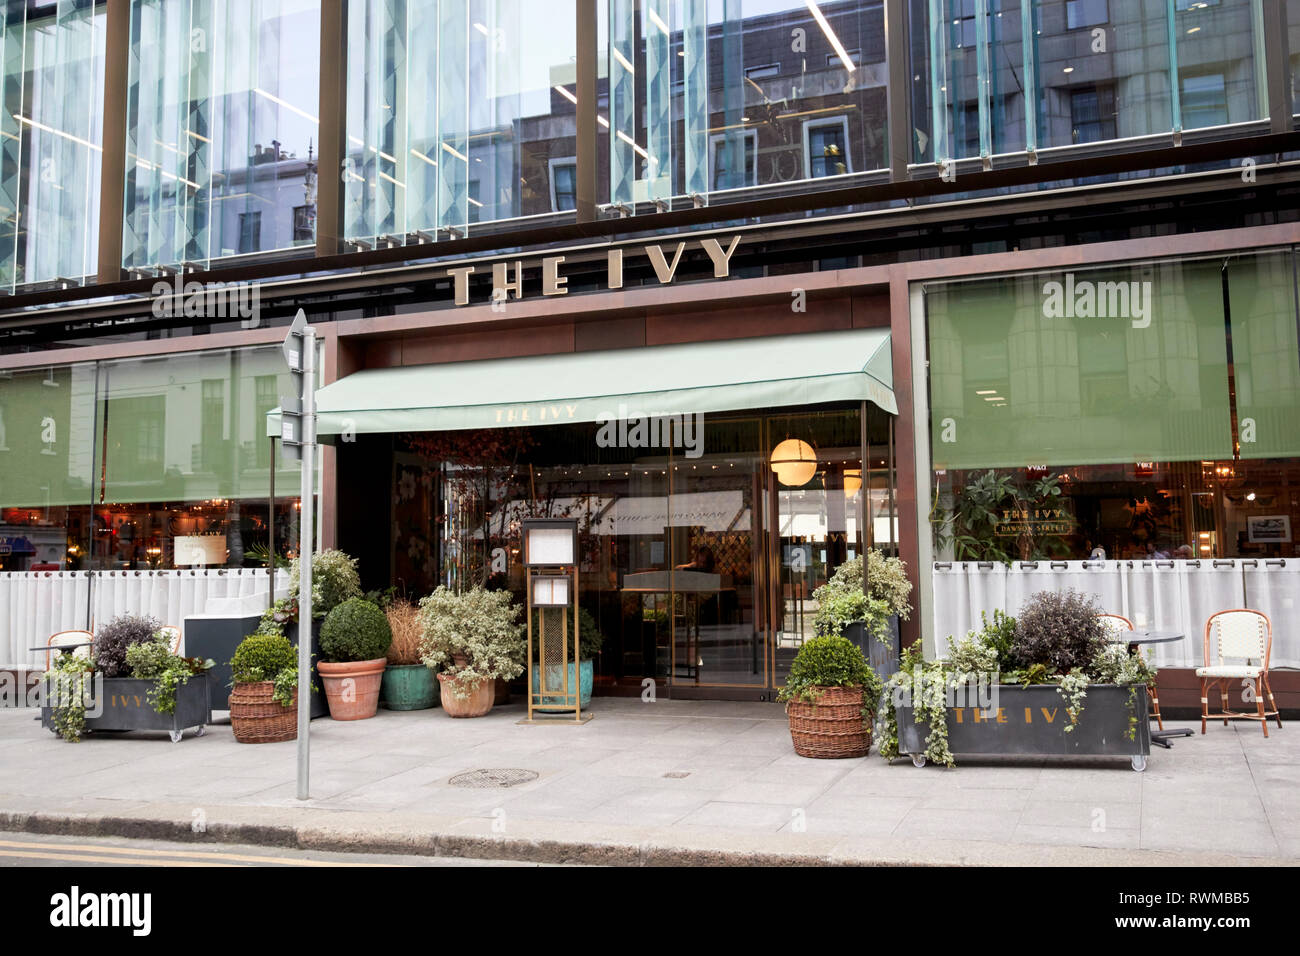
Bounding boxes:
[44,630,94,671]
[1197,609,1282,737]
[158,625,182,655]
[1097,613,1164,730]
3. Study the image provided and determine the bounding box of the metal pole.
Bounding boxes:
[296,328,316,801]
[268,436,276,612]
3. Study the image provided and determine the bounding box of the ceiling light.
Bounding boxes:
[805,1,856,73]
[647,7,670,36]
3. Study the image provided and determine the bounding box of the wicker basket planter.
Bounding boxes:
[786,684,872,759]
[229,681,298,744]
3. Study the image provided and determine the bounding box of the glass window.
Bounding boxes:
[599,0,886,208]
[806,117,851,179]
[1180,72,1227,129]
[549,159,577,212]
[93,345,306,570]
[0,1,105,293]
[912,0,1264,162]
[237,212,262,255]
[122,0,321,272]
[1174,0,1265,131]
[926,251,1300,565]
[344,0,577,246]
[1070,84,1117,143]
[0,364,96,571]
[710,130,756,190]
[1067,0,1109,30]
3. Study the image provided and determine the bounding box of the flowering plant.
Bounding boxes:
[418,587,525,699]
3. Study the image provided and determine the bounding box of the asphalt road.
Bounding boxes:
[0,832,551,867]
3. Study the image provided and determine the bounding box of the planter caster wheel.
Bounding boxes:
[911,754,927,768]
[1130,755,1146,772]
[193,725,207,738]
[169,730,183,744]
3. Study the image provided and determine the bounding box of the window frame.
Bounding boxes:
[802,115,852,180]
[708,130,758,190]
[548,156,578,212]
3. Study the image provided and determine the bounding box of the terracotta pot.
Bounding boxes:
[317,658,387,720]
[437,672,494,718]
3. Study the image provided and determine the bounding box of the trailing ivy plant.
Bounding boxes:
[46,654,95,743]
[1057,669,1089,733]
[879,592,1160,763]
[125,636,213,715]
[878,642,956,767]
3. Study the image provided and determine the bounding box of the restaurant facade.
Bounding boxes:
[2,0,1299,708]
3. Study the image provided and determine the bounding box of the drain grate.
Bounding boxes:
[448,768,539,789]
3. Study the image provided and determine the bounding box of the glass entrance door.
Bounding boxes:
[666,417,766,692]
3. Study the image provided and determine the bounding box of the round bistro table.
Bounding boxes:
[1110,630,1194,749]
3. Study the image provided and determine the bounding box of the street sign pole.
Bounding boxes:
[281,309,315,801]
[296,327,315,800]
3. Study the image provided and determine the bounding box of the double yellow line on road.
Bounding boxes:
[0,838,399,867]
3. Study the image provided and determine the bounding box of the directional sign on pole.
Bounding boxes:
[280,310,310,461]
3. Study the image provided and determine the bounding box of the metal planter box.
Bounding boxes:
[41,674,212,743]
[842,616,901,678]
[896,683,1152,771]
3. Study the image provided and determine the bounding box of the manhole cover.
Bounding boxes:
[663,771,691,779]
[448,768,539,789]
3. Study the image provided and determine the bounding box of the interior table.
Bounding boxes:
[1110,630,1194,749]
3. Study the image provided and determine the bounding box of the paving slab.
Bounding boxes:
[2,701,1295,865]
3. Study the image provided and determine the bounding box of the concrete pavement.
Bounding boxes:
[1,697,1295,865]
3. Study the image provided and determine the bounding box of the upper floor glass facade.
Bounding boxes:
[0,0,105,293]
[0,0,1285,290]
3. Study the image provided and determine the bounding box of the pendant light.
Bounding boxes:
[770,438,817,487]
[843,467,862,497]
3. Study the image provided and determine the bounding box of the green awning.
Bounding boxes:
[268,327,895,437]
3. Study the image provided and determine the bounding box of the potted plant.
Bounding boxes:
[228,632,299,744]
[778,634,882,759]
[41,619,214,743]
[880,589,1155,771]
[812,549,913,675]
[318,597,392,720]
[381,598,439,711]
[267,550,362,719]
[530,606,603,711]
[418,586,525,718]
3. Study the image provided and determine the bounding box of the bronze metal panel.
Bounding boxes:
[94,0,131,286]
[888,272,920,651]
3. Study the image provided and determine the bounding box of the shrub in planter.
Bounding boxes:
[1010,588,1107,673]
[93,614,162,678]
[42,633,213,744]
[229,632,299,743]
[878,590,1157,769]
[778,634,882,759]
[419,586,525,718]
[125,636,215,718]
[317,598,391,720]
[288,549,362,619]
[811,552,913,677]
[382,599,438,711]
